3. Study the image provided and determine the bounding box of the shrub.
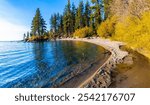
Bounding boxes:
[28,35,49,42]
[97,16,117,38]
[73,27,92,38]
[112,11,150,58]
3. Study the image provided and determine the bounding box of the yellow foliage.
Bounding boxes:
[73,27,92,38]
[112,11,150,58]
[97,16,117,38]
[29,36,38,41]
[28,35,49,41]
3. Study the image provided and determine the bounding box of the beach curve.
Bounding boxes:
[59,37,128,88]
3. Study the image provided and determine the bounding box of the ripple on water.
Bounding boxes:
[0,41,107,88]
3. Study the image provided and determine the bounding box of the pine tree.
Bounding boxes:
[40,18,47,35]
[75,8,79,30]
[84,1,91,27]
[31,18,36,35]
[90,14,94,32]
[63,7,68,36]
[63,0,72,37]
[91,0,102,29]
[59,15,64,35]
[23,33,26,41]
[27,32,30,38]
[75,0,84,29]
[50,13,57,33]
[31,8,47,36]
[26,32,30,39]
[71,3,76,33]
[56,13,62,37]
[50,15,54,32]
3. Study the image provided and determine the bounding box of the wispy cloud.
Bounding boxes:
[0,18,28,41]
[0,0,87,41]
[0,0,28,41]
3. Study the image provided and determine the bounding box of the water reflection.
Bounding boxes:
[0,41,107,88]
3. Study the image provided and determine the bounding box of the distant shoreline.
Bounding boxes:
[0,40,24,42]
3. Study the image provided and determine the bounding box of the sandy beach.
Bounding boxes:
[60,38,128,61]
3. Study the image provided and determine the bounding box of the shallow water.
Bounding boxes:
[110,48,150,88]
[0,41,107,88]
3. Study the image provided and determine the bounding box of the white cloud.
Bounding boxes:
[0,0,29,41]
[0,19,28,41]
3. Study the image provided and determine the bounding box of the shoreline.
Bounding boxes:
[110,47,150,88]
[58,38,129,88]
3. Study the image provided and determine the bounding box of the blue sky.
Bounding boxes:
[0,0,84,41]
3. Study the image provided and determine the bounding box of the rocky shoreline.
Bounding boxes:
[59,38,130,88]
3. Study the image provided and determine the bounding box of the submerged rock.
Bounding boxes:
[123,55,133,65]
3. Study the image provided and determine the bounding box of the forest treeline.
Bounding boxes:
[24,0,150,59]
[24,0,109,41]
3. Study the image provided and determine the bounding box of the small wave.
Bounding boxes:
[0,41,106,88]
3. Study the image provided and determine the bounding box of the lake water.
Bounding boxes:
[0,41,107,88]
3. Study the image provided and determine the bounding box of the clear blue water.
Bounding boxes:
[0,41,106,88]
